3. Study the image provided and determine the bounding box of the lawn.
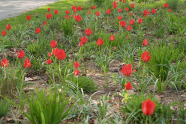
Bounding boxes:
[0,0,186,123]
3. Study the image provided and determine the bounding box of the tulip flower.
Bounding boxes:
[74,69,79,76]
[6,24,11,30]
[27,15,31,20]
[152,8,156,14]
[1,58,9,67]
[23,58,31,68]
[125,82,132,90]
[143,10,150,17]
[73,61,80,68]
[118,16,122,20]
[138,18,143,24]
[46,59,52,65]
[106,9,111,14]
[121,64,136,76]
[74,15,82,22]
[85,28,93,36]
[97,38,103,46]
[48,52,52,57]
[50,40,57,48]
[80,36,88,44]
[92,5,96,9]
[110,35,115,41]
[66,10,70,14]
[79,41,83,47]
[48,8,51,11]
[35,28,41,34]
[95,11,100,16]
[125,7,129,11]
[118,8,122,12]
[127,25,131,31]
[71,6,76,10]
[141,51,151,62]
[46,13,52,19]
[119,20,126,27]
[143,39,148,46]
[129,19,134,25]
[77,6,82,11]
[1,30,6,36]
[54,10,59,14]
[56,49,66,60]
[17,50,25,59]
[53,48,58,56]
[169,9,172,12]
[65,15,69,19]
[131,4,135,8]
[163,3,168,8]
[142,99,156,116]
[114,46,116,50]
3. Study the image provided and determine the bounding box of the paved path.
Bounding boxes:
[0,0,60,20]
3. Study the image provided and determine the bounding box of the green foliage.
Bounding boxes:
[121,94,175,123]
[0,99,9,118]
[0,65,25,97]
[149,43,183,92]
[61,19,74,37]
[167,0,179,10]
[19,88,74,124]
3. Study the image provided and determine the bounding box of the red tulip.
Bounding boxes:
[108,18,110,21]
[125,82,132,90]
[106,9,111,14]
[125,7,129,11]
[27,15,31,20]
[55,49,66,60]
[43,21,47,26]
[46,13,52,19]
[74,69,79,76]
[129,12,133,15]
[17,50,25,59]
[113,1,117,8]
[6,24,11,30]
[121,64,135,76]
[119,20,126,28]
[95,11,100,16]
[48,52,52,57]
[80,36,88,44]
[110,35,115,41]
[92,5,96,9]
[53,48,58,56]
[143,39,148,46]
[1,58,9,67]
[72,6,76,10]
[169,9,172,12]
[77,6,82,11]
[123,0,125,3]
[87,11,91,14]
[163,3,168,8]
[85,28,93,36]
[46,59,52,65]
[131,4,135,8]
[118,8,122,12]
[50,40,57,48]
[127,25,131,31]
[1,30,6,36]
[65,15,69,19]
[142,99,156,116]
[138,18,143,24]
[73,8,77,13]
[152,8,156,14]
[143,10,150,17]
[23,58,31,68]
[97,38,103,46]
[73,61,80,68]
[66,10,70,14]
[54,10,59,14]
[74,15,82,22]
[113,46,116,50]
[129,19,134,25]
[141,51,151,62]
[118,16,122,20]
[79,41,83,47]
[35,28,40,34]
[48,8,51,11]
